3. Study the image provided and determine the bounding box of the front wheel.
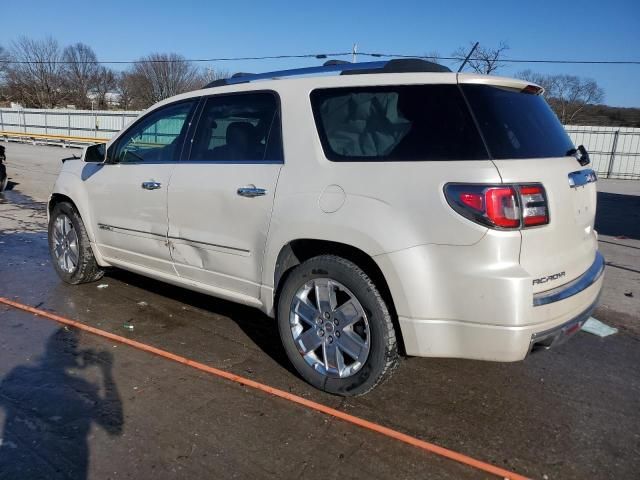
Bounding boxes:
[277,255,398,396]
[48,202,104,284]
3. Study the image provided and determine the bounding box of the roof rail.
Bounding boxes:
[203,58,451,88]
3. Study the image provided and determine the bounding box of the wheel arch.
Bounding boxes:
[271,238,407,354]
[48,187,109,267]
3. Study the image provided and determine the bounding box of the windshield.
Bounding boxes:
[461,84,574,159]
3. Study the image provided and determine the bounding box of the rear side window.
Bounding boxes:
[188,92,282,162]
[461,84,574,159]
[310,85,488,162]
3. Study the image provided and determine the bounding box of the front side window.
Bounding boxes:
[188,92,282,162]
[311,85,488,162]
[113,101,196,163]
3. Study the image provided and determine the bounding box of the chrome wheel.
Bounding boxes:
[289,278,370,378]
[52,214,79,273]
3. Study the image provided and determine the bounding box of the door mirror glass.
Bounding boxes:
[84,143,106,163]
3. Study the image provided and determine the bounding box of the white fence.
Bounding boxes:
[0,108,141,140]
[565,126,640,180]
[1,108,639,179]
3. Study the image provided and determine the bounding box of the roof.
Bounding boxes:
[203,59,452,89]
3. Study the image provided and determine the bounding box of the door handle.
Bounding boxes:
[237,185,267,197]
[141,181,162,190]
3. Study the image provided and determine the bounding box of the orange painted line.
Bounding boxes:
[0,296,529,480]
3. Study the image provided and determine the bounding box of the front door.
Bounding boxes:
[87,100,198,274]
[167,92,283,298]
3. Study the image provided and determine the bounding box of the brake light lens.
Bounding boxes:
[485,187,520,228]
[520,185,549,226]
[444,183,549,229]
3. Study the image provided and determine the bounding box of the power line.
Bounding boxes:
[0,51,639,66]
[360,52,640,65]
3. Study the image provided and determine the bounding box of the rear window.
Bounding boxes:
[311,85,488,162]
[461,84,574,159]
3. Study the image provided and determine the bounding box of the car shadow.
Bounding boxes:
[595,191,640,240]
[105,269,297,376]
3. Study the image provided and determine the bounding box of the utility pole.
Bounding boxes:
[352,43,358,63]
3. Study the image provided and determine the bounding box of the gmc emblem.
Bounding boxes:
[533,272,566,285]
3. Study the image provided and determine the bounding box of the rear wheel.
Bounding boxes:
[48,202,104,284]
[277,255,398,396]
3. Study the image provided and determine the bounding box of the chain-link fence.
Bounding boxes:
[1,108,639,179]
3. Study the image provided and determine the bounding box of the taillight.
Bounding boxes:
[519,185,549,226]
[444,183,549,230]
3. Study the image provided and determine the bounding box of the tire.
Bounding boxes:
[48,202,104,284]
[277,255,398,396]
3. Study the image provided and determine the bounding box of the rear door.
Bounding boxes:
[167,91,283,298]
[460,78,598,292]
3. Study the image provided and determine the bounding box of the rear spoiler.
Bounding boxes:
[457,73,544,95]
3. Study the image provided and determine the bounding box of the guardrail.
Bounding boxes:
[0,131,108,148]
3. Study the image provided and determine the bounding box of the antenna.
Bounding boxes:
[352,43,358,63]
[458,41,479,73]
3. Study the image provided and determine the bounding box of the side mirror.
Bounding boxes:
[84,143,107,163]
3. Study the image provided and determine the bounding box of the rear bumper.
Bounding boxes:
[396,252,604,361]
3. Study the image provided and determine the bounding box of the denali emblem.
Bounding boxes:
[533,272,566,285]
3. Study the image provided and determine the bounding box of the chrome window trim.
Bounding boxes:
[568,168,597,188]
[533,251,604,306]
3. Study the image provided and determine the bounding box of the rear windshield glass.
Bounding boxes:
[311,85,488,161]
[461,84,574,159]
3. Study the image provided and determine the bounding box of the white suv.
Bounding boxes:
[48,59,604,396]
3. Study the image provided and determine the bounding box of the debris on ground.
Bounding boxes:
[624,291,633,298]
[137,301,149,307]
[97,284,109,289]
[582,317,618,337]
[123,323,134,331]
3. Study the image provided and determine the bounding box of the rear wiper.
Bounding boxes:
[566,146,590,166]
[565,148,577,156]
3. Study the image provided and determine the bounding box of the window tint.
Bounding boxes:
[310,85,488,162]
[113,101,195,163]
[189,92,282,162]
[462,84,574,159]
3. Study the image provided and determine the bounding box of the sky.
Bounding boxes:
[2,0,639,107]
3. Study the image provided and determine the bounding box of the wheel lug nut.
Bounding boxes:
[316,318,322,324]
[328,336,333,343]
[335,331,340,337]
[323,312,330,319]
[333,319,339,325]
[318,329,324,337]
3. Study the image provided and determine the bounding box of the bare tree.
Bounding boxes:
[5,36,67,108]
[517,70,605,123]
[422,51,442,64]
[127,53,202,108]
[115,71,136,110]
[0,45,9,102]
[200,66,230,86]
[62,43,101,109]
[453,41,509,74]
[91,66,117,109]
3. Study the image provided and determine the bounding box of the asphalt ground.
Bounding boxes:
[0,142,639,480]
